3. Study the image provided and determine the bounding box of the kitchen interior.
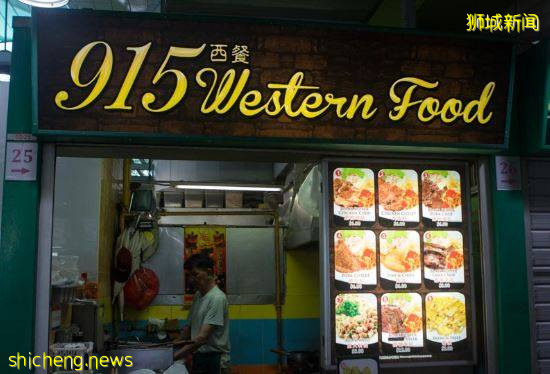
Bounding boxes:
[48,156,322,374]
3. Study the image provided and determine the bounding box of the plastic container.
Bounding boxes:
[50,342,94,358]
[51,255,81,287]
[243,191,264,208]
[184,190,203,208]
[52,285,78,305]
[225,191,243,208]
[50,307,62,329]
[205,191,224,208]
[163,191,183,208]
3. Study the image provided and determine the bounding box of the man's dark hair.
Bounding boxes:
[185,253,215,273]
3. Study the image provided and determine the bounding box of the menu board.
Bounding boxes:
[327,160,474,366]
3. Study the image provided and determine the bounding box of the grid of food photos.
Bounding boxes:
[329,162,474,365]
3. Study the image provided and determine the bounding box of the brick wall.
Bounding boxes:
[36,10,512,146]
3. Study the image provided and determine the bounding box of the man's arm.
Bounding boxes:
[180,325,191,340]
[174,324,214,359]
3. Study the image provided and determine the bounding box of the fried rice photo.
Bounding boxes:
[426,295,466,337]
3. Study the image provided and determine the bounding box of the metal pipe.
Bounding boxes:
[114,159,132,335]
[159,210,275,216]
[274,212,283,372]
[120,159,132,233]
[123,159,131,210]
[4,1,8,51]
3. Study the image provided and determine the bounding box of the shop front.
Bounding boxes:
[0,8,532,374]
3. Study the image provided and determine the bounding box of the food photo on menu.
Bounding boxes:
[335,293,378,350]
[334,230,377,289]
[422,170,462,225]
[379,230,421,289]
[423,231,465,289]
[381,293,423,352]
[333,168,376,226]
[426,292,467,351]
[378,169,419,226]
[339,358,378,374]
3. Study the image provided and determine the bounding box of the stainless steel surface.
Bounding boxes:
[151,295,183,305]
[107,347,174,374]
[151,290,277,306]
[285,165,321,250]
[320,159,332,370]
[479,157,498,374]
[144,227,185,295]
[159,214,273,226]
[228,294,276,304]
[162,190,183,208]
[205,190,225,208]
[227,227,277,298]
[34,144,56,374]
[149,225,280,305]
[153,160,276,185]
[53,157,102,279]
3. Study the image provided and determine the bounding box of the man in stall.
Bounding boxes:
[175,253,230,374]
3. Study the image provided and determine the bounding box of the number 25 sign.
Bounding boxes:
[5,142,37,181]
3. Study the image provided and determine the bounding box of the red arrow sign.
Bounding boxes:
[11,168,29,174]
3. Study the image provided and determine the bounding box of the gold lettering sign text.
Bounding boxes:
[55,41,496,125]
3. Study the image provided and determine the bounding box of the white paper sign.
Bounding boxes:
[495,156,521,191]
[5,142,38,181]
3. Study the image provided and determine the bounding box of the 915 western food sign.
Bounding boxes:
[34,9,512,148]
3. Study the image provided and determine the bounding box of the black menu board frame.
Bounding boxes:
[321,158,477,368]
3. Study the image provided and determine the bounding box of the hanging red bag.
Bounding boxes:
[123,267,159,310]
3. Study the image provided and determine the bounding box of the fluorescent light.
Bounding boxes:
[176,184,282,192]
[0,74,9,82]
[17,0,68,7]
[0,42,12,52]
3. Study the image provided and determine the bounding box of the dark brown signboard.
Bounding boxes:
[33,9,513,149]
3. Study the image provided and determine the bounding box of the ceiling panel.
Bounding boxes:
[1,0,160,46]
